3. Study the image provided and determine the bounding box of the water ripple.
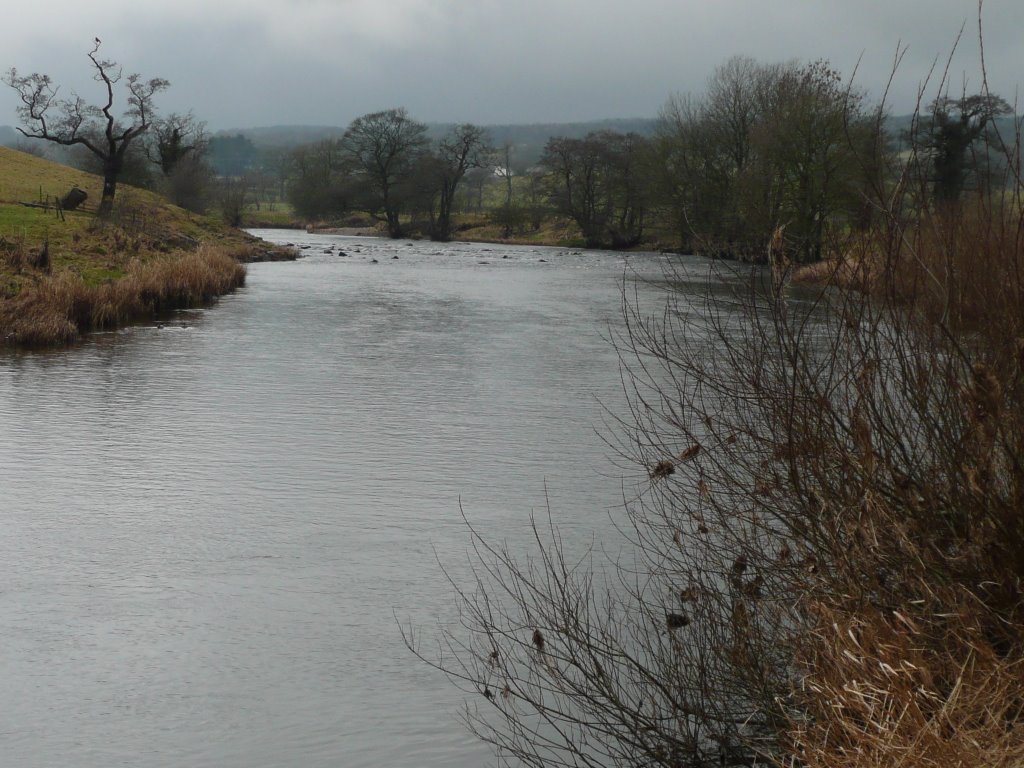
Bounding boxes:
[0,233,714,768]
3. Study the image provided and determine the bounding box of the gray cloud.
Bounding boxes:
[2,0,1021,130]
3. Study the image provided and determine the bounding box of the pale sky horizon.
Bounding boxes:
[2,1,1022,132]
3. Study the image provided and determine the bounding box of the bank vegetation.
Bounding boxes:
[231,56,1014,263]
[406,27,1024,768]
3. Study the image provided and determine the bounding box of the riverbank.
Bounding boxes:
[0,147,295,348]
[299,217,660,251]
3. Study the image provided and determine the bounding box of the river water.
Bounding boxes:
[0,231,719,767]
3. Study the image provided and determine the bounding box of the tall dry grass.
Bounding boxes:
[781,92,1024,768]
[1,244,245,346]
[789,585,1024,768]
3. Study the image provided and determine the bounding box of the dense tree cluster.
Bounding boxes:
[282,109,493,240]
[274,59,1012,255]
[650,57,883,262]
[540,131,651,249]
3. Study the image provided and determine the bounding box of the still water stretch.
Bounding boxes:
[0,232,717,767]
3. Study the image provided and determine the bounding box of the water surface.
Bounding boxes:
[0,232,716,767]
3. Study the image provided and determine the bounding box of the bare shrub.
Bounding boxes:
[410,29,1024,768]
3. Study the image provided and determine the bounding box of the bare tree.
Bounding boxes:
[653,58,879,262]
[4,40,168,216]
[286,140,348,221]
[339,108,428,237]
[541,131,650,249]
[217,175,251,227]
[150,111,207,177]
[428,124,492,241]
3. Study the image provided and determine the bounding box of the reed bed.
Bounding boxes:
[789,586,1024,768]
[1,244,246,347]
[782,170,1024,767]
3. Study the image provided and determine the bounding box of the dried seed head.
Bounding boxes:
[741,574,764,599]
[969,361,1002,422]
[666,612,690,630]
[678,444,701,462]
[649,460,676,480]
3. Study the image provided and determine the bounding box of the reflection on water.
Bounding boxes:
[0,232,718,768]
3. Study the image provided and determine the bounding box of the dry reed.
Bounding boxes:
[0,244,245,346]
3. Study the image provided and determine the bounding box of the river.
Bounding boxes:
[0,231,718,767]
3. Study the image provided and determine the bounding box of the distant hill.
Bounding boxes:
[218,118,657,147]
[0,125,21,147]
[216,118,660,167]
[215,124,346,148]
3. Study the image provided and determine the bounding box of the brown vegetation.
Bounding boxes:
[411,35,1024,768]
[1,245,245,346]
[781,136,1024,767]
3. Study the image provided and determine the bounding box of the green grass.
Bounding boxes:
[0,147,100,204]
[451,213,587,248]
[241,201,301,228]
[0,204,91,243]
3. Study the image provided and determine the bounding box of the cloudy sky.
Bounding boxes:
[1,0,1021,131]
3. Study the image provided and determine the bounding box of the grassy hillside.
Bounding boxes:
[0,146,293,347]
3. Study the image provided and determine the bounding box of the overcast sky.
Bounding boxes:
[2,0,1021,131]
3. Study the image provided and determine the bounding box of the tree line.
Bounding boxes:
[279,56,1012,260]
[4,45,1015,263]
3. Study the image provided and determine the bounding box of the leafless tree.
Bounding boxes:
[652,58,879,262]
[4,40,168,216]
[428,124,492,241]
[149,111,207,177]
[339,108,428,237]
[541,131,651,249]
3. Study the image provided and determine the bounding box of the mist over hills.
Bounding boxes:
[0,118,659,169]
[224,118,659,147]
[3,114,1019,172]
[0,125,19,146]
[214,119,661,166]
